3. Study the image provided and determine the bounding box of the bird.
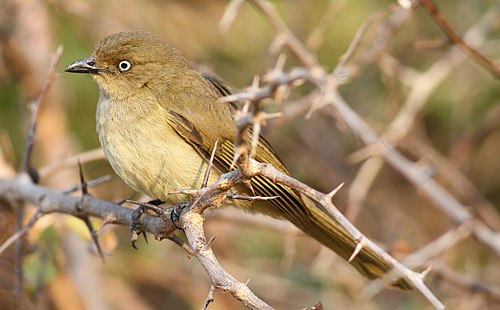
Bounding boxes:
[65,31,410,289]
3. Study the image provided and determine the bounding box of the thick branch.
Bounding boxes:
[0,174,176,240]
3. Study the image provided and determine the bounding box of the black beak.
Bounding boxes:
[65,57,105,74]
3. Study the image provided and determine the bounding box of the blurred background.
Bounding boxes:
[0,0,499,309]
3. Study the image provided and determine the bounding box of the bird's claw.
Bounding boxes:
[129,200,165,249]
[129,200,189,248]
[170,202,190,230]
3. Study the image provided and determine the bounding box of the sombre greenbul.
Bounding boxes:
[65,31,411,289]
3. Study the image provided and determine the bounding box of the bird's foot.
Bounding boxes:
[129,199,165,249]
[170,202,190,230]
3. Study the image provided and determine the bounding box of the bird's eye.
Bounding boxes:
[118,60,131,72]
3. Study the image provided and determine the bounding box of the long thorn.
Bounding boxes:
[202,140,218,188]
[82,216,105,263]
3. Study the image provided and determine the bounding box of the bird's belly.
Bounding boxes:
[96,97,217,203]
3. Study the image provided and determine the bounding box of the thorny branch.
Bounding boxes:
[0,174,178,240]
[347,6,498,221]
[1,1,499,309]
[221,0,500,308]
[244,0,499,253]
[13,46,63,300]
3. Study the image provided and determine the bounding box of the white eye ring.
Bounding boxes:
[118,60,131,72]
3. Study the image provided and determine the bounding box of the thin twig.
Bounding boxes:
[0,211,42,256]
[334,3,400,76]
[249,0,319,70]
[202,285,216,310]
[305,1,344,51]
[420,0,500,78]
[167,234,194,258]
[405,136,500,230]
[61,175,112,194]
[432,262,500,303]
[219,0,246,32]
[38,148,105,179]
[19,46,63,174]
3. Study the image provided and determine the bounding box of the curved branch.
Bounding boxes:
[181,210,273,310]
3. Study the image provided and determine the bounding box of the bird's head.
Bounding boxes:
[66,31,188,100]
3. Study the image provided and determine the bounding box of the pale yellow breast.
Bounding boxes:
[96,91,220,203]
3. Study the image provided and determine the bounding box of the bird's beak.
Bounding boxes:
[65,57,105,74]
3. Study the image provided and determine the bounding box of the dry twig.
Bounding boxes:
[419,0,500,78]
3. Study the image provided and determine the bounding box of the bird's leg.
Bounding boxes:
[128,199,165,249]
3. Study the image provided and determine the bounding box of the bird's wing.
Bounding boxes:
[163,73,303,211]
[166,104,308,221]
